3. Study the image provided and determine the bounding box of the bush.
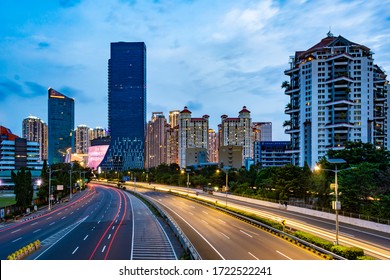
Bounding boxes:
[293,231,334,250]
[330,245,364,260]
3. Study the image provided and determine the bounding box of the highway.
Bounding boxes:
[129,181,390,260]
[0,183,180,260]
[130,186,323,260]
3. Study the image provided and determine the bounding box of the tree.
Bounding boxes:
[11,168,33,209]
[327,141,390,167]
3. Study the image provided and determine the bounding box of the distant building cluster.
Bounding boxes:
[1,33,389,188]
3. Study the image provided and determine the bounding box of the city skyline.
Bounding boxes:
[1,0,390,140]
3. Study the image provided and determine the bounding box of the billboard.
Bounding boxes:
[87,145,109,170]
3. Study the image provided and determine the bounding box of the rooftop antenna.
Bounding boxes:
[327,26,334,37]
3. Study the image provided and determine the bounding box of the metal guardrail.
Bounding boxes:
[204,201,346,260]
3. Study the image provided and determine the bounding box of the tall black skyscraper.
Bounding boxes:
[48,88,75,164]
[100,42,146,171]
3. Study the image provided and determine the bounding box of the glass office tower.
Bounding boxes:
[100,42,146,171]
[48,88,75,164]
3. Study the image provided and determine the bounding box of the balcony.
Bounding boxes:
[326,75,354,84]
[325,122,354,129]
[284,86,300,96]
[284,67,299,75]
[326,99,354,107]
[285,127,300,134]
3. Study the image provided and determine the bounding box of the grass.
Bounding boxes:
[0,195,16,208]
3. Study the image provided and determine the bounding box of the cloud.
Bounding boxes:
[59,86,89,103]
[0,79,47,101]
[38,42,50,49]
[0,79,23,100]
[24,81,47,97]
[186,101,203,111]
[59,0,82,8]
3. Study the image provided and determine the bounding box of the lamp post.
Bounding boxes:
[47,167,61,211]
[181,169,190,195]
[69,164,78,199]
[314,158,352,245]
[217,168,229,207]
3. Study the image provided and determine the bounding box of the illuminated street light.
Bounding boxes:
[217,168,229,207]
[47,167,61,211]
[314,158,354,245]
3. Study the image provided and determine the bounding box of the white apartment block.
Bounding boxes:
[75,125,90,154]
[22,115,48,161]
[219,106,253,165]
[145,112,167,169]
[284,33,389,167]
[178,107,209,168]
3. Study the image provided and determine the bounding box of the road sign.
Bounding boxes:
[281,219,286,226]
[332,201,341,210]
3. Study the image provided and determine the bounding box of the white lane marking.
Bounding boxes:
[72,247,79,255]
[201,219,209,225]
[12,237,22,243]
[33,229,41,233]
[31,222,38,226]
[220,232,230,239]
[46,217,52,220]
[276,250,292,260]
[49,222,55,226]
[102,245,106,253]
[83,235,89,241]
[61,216,66,220]
[249,252,260,260]
[218,218,226,224]
[202,211,209,215]
[240,230,253,238]
[188,212,194,215]
[11,229,21,234]
[149,197,225,260]
[112,226,115,230]
[70,212,74,214]
[98,220,101,224]
[108,234,111,240]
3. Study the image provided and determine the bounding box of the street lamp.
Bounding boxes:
[217,168,229,207]
[181,169,190,195]
[47,167,61,211]
[69,164,78,199]
[314,158,353,245]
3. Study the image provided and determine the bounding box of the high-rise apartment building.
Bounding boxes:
[166,124,179,165]
[75,125,90,154]
[178,107,209,168]
[145,112,167,169]
[208,129,218,163]
[48,88,74,164]
[284,33,389,167]
[169,110,180,128]
[219,106,253,166]
[252,122,272,142]
[22,115,48,161]
[100,42,147,171]
[89,127,107,143]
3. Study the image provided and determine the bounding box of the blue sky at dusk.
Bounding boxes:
[1,0,389,140]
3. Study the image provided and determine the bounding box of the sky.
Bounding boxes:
[0,0,390,141]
